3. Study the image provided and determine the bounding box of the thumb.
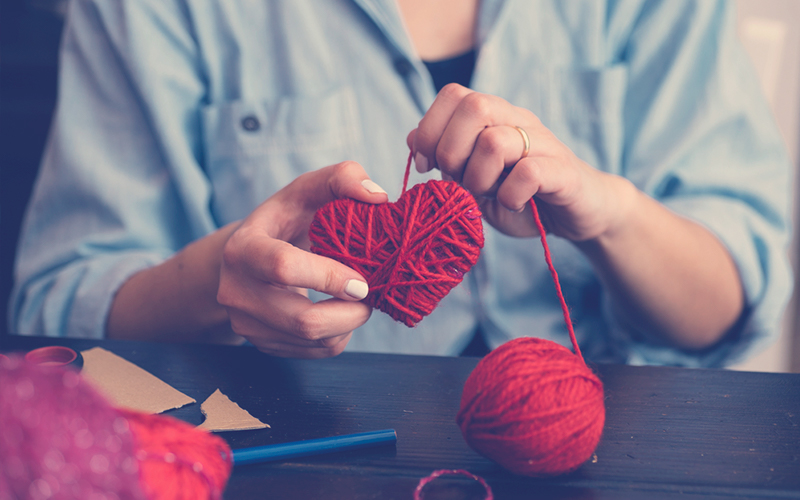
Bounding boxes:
[406,128,416,151]
[255,161,389,241]
[297,161,389,211]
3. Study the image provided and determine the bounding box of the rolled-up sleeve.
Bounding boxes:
[10,0,213,337]
[613,0,793,366]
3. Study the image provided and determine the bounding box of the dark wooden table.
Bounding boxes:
[2,335,798,499]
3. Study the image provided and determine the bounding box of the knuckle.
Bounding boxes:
[476,128,506,156]
[515,158,542,184]
[326,342,348,357]
[438,82,470,102]
[316,335,342,349]
[413,122,438,155]
[293,309,327,340]
[525,110,543,127]
[461,92,493,121]
[322,271,339,295]
[220,234,245,269]
[267,246,299,285]
[332,160,360,177]
[317,335,350,356]
[435,148,461,173]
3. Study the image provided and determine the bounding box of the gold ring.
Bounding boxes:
[514,126,530,160]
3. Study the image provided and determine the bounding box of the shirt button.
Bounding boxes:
[241,115,260,132]
[394,58,414,76]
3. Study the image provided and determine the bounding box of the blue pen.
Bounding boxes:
[232,429,397,466]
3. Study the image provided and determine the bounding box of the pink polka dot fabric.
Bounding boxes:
[0,355,146,500]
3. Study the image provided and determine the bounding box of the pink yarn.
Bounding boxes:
[0,355,145,499]
[414,469,493,500]
[0,355,232,500]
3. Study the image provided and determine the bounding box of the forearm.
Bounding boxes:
[576,177,744,350]
[107,222,244,343]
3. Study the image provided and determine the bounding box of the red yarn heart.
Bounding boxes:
[309,179,484,327]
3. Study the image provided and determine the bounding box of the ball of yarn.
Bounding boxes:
[456,337,605,476]
[123,409,232,500]
[1,355,146,499]
[310,179,484,327]
[0,355,232,500]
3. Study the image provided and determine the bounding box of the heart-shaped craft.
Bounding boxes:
[310,179,484,327]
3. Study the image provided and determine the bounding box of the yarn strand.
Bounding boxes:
[402,150,413,194]
[527,198,584,362]
[401,149,583,362]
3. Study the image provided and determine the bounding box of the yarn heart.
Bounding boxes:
[309,179,484,327]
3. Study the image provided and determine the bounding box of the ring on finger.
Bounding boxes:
[514,126,530,161]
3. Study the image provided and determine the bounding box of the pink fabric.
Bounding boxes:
[0,355,145,500]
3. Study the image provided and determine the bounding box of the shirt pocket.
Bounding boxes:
[200,86,364,224]
[547,64,628,174]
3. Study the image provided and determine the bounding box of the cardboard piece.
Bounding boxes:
[80,347,196,414]
[198,389,270,432]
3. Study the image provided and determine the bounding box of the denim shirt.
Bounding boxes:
[11,0,792,367]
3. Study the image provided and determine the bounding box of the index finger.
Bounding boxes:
[228,235,371,302]
[412,83,474,172]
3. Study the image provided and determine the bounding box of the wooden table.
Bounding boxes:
[2,336,798,499]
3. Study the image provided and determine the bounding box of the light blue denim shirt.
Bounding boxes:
[11,0,792,367]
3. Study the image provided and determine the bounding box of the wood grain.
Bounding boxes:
[2,336,798,499]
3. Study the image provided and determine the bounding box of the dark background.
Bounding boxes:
[0,0,64,336]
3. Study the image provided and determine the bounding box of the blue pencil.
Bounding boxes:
[231,429,397,466]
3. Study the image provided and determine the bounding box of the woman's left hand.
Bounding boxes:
[408,83,635,242]
[410,84,744,351]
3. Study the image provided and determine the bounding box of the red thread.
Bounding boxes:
[124,409,232,500]
[310,153,484,326]
[457,196,604,477]
[457,337,604,476]
[528,198,583,361]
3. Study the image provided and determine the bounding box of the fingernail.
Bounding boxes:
[344,279,369,300]
[361,179,387,195]
[415,153,430,173]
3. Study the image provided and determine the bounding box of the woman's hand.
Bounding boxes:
[409,83,636,241]
[108,161,388,355]
[409,83,743,351]
[217,161,388,358]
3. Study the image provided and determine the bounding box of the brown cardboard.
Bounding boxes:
[199,389,270,432]
[80,347,196,413]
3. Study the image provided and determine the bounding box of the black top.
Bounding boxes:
[423,49,477,92]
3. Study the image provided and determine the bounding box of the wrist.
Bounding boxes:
[579,174,641,250]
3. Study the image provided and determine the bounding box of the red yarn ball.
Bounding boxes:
[123,409,232,500]
[457,337,605,476]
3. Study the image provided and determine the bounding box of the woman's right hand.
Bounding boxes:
[217,161,388,358]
